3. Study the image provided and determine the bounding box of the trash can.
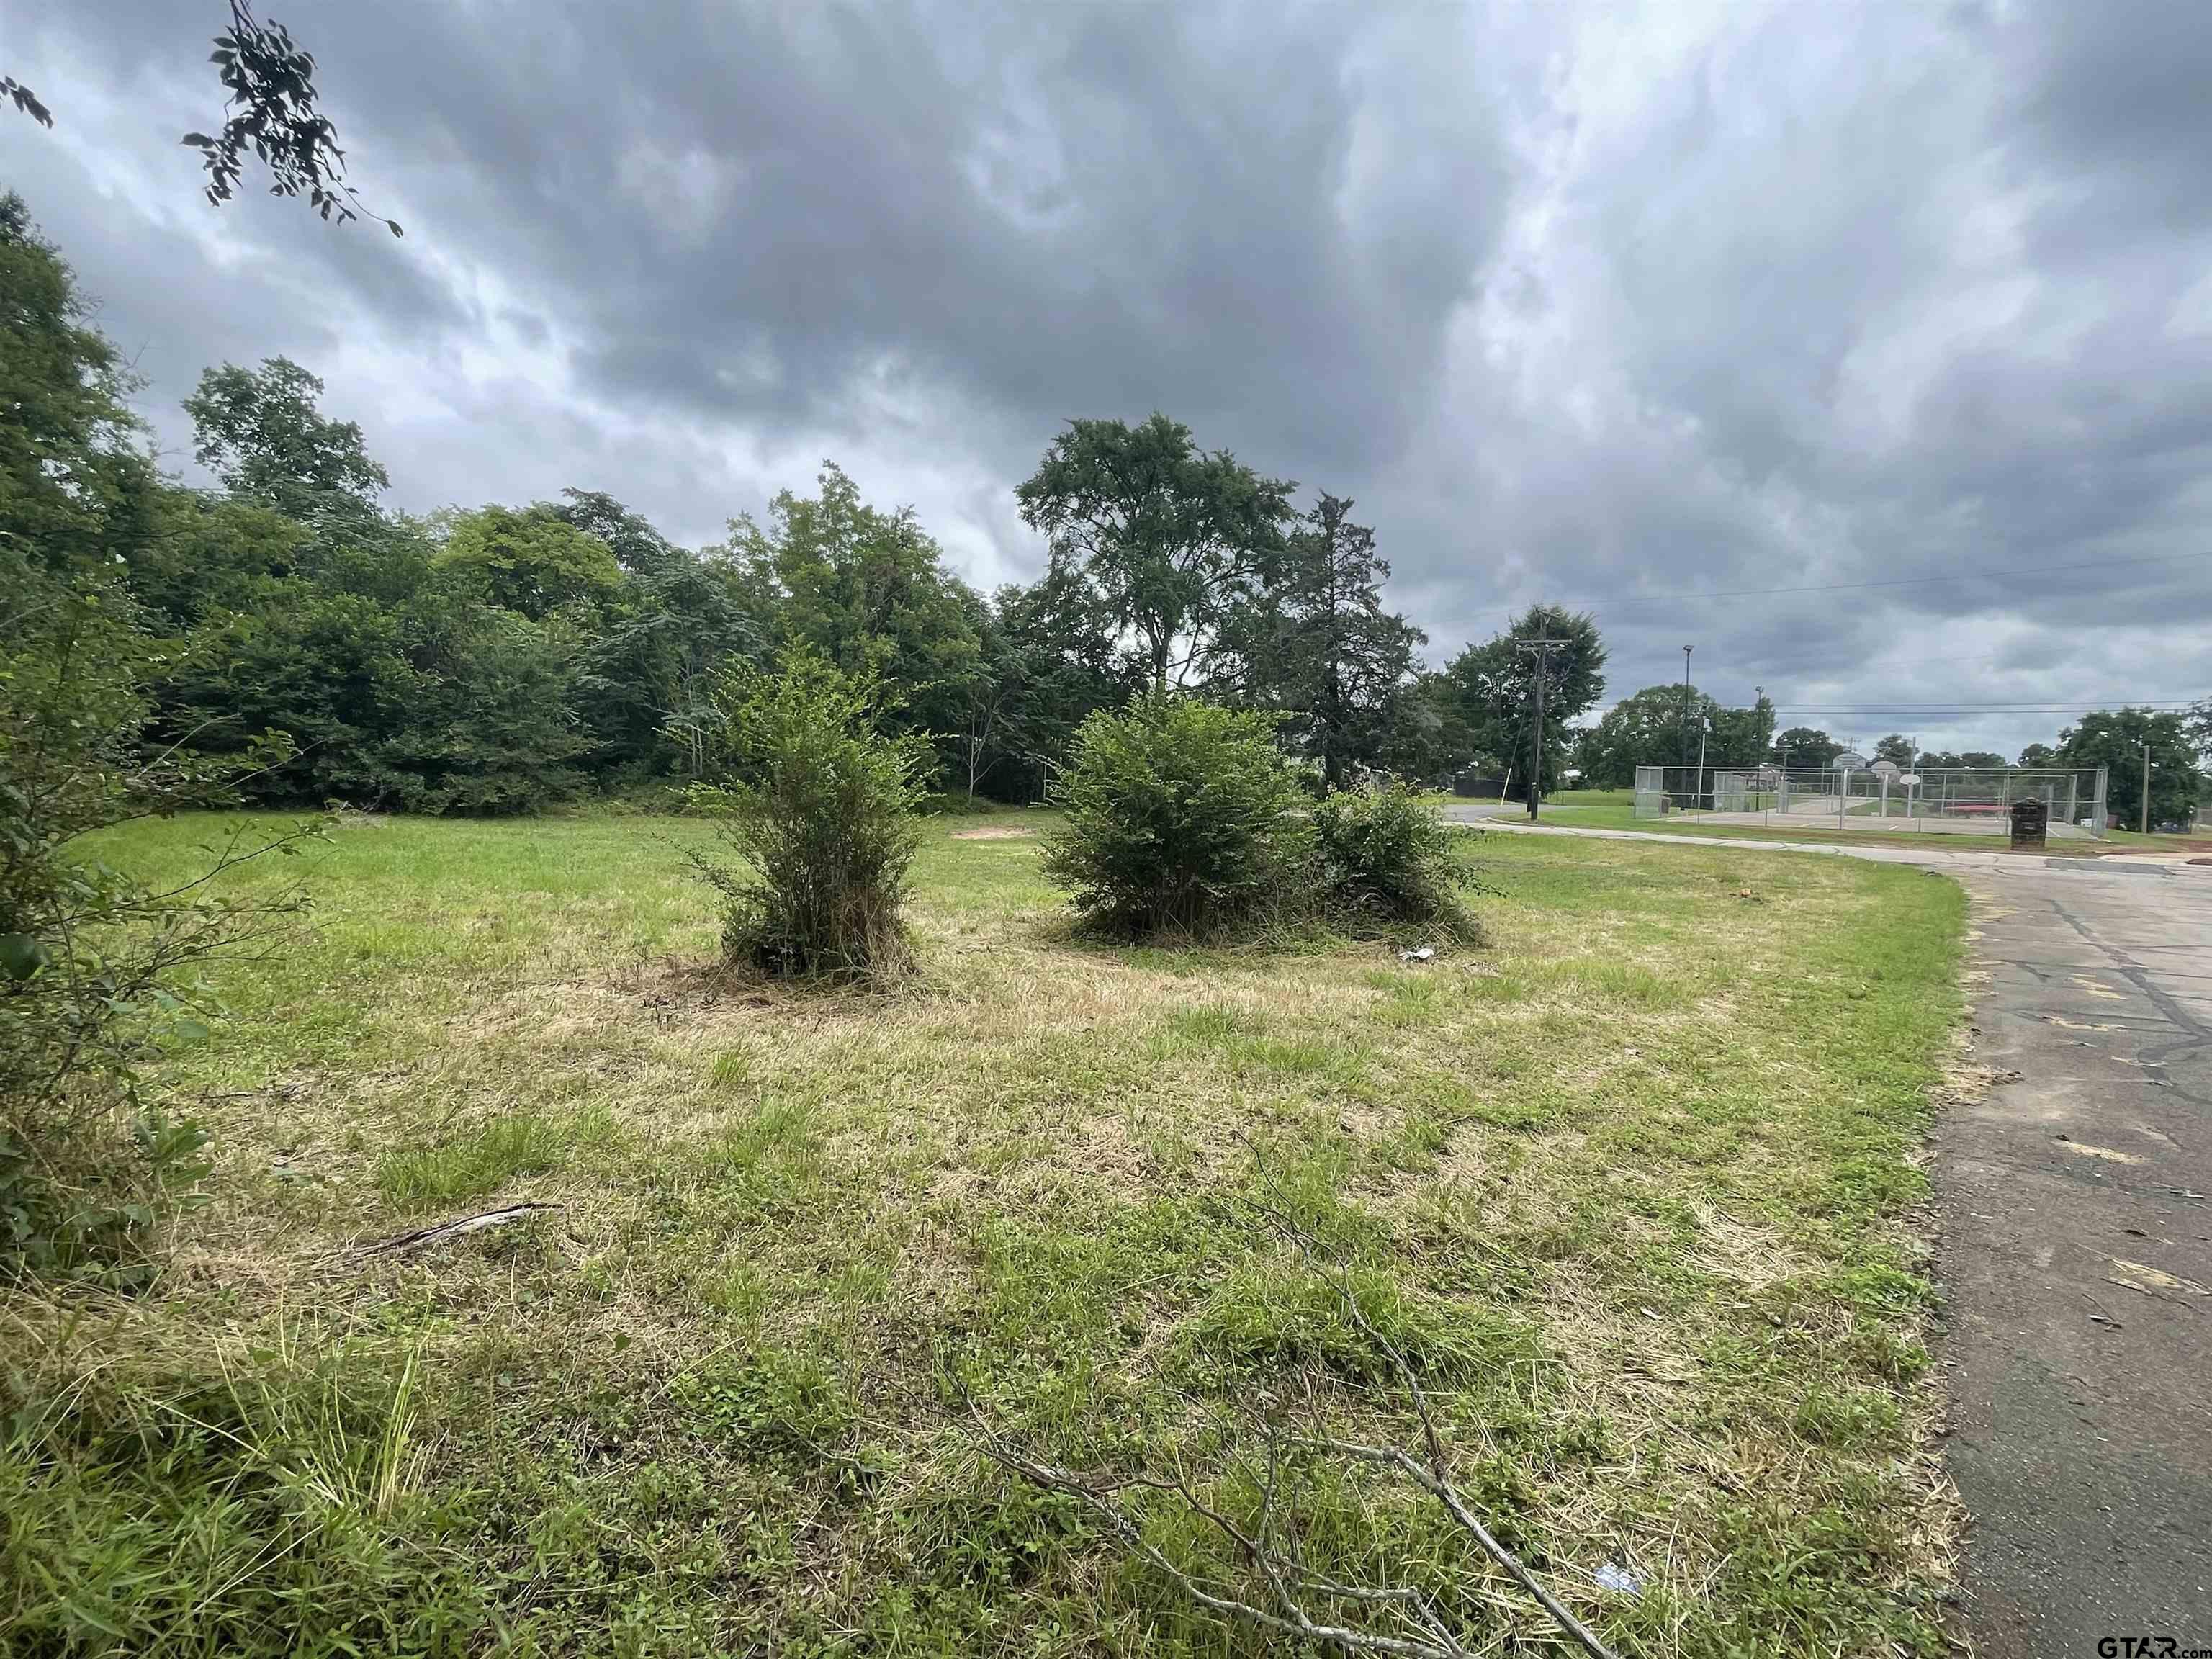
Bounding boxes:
[2010,800,2048,849]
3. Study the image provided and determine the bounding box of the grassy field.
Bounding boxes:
[4,810,1969,1656]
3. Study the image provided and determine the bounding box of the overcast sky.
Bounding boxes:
[7,0,2209,754]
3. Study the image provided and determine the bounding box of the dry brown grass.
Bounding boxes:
[9,810,1974,1658]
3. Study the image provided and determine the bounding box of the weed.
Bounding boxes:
[376,1112,561,1211]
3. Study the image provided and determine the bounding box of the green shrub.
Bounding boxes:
[1041,694,1310,935]
[1,561,315,1289]
[686,652,932,979]
[1311,781,1478,932]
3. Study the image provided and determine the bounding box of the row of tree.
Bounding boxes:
[16,186,2194,825]
[3,192,1619,816]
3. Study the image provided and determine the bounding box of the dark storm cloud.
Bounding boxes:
[6,0,2208,754]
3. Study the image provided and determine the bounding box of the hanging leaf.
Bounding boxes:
[0,933,48,981]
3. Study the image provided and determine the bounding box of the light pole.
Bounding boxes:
[2140,741,2152,836]
[1679,644,1694,778]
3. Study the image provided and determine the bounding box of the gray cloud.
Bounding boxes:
[5,0,2208,755]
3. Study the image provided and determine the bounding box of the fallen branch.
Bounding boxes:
[969,1406,1474,1659]
[1262,1208,1618,1659]
[356,1202,560,1258]
[968,1193,1622,1659]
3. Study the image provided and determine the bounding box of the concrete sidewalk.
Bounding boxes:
[1452,814,2212,1646]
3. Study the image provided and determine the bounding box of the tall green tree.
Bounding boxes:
[184,358,389,532]
[1578,683,1768,786]
[2056,709,2201,829]
[1705,691,1777,769]
[125,491,307,634]
[557,487,685,579]
[1873,734,1915,768]
[434,503,624,620]
[576,539,763,781]
[1436,606,1606,797]
[1373,670,1472,786]
[0,194,153,577]
[723,463,982,778]
[1015,414,1293,691]
[974,565,1125,801]
[1775,727,1841,769]
[1232,494,1423,786]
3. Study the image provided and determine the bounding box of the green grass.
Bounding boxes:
[2,809,1970,1657]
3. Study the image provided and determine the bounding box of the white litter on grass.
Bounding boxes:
[1595,1560,1644,1596]
[1398,946,1435,963]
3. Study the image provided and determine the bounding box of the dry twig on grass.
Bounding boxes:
[354,1202,561,1258]
[968,1201,1622,1659]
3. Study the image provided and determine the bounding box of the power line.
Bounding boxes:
[1455,547,2212,625]
[1595,549,2212,608]
[1766,700,2199,713]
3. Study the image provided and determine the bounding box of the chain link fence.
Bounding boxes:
[1632,765,2109,837]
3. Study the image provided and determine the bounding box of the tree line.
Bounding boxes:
[14,187,2198,826]
[1,194,1617,817]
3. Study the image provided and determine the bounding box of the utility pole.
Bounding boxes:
[1517,638,1567,822]
[2140,740,2152,836]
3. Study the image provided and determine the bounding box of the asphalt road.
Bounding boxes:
[1447,812,2212,1649]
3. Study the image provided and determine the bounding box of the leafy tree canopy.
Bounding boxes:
[1015,414,1293,691]
[723,463,982,768]
[0,195,151,576]
[1776,727,1843,768]
[2056,708,2202,828]
[1436,606,1606,795]
[185,357,388,529]
[557,487,683,578]
[1579,683,1773,786]
[435,503,624,620]
[1228,493,1424,787]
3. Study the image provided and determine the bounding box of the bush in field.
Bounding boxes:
[1,565,315,1288]
[687,653,931,979]
[1312,781,1478,935]
[1041,694,1311,935]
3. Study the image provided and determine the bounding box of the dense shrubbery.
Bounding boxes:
[1312,781,1478,933]
[1041,695,1312,936]
[686,654,930,979]
[1043,697,1479,941]
[1,565,315,1286]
